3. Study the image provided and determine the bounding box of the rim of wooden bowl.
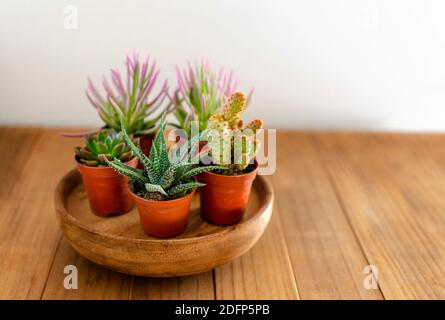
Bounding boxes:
[54,169,274,245]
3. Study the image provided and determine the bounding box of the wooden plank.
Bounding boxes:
[0,128,127,299]
[270,132,383,299]
[37,129,133,300]
[214,199,299,299]
[42,238,131,300]
[315,132,445,299]
[130,272,214,300]
[0,127,40,198]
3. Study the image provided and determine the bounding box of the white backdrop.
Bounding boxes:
[1,0,445,131]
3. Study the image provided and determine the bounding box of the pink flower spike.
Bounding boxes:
[146,69,160,95]
[125,57,131,93]
[103,76,117,101]
[87,77,104,103]
[176,67,187,96]
[183,69,191,88]
[140,61,148,87]
[111,69,126,98]
[85,89,100,109]
[217,67,224,83]
[130,51,138,71]
[147,83,168,111]
[187,62,196,85]
[150,89,168,113]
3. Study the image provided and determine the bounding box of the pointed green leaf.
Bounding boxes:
[166,182,205,198]
[104,158,148,183]
[111,143,125,158]
[179,165,222,181]
[144,183,167,196]
[96,142,108,154]
[119,117,156,181]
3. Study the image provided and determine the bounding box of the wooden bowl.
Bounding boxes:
[54,169,274,277]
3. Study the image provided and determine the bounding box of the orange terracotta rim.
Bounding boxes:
[200,160,259,180]
[130,188,195,208]
[55,169,273,244]
[75,156,138,170]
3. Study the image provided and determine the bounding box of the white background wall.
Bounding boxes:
[1,0,445,131]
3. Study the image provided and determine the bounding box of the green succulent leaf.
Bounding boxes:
[144,183,167,196]
[104,158,148,183]
[166,182,205,198]
[179,165,222,181]
[103,118,210,200]
[152,120,171,172]
[111,143,125,158]
[119,117,157,181]
[98,154,113,163]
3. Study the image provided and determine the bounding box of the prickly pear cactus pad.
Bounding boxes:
[206,92,263,175]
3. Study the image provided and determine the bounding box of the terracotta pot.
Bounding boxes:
[130,190,195,238]
[76,157,139,217]
[136,135,153,170]
[197,162,258,225]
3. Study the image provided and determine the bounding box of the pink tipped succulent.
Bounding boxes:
[86,52,172,136]
[169,60,253,136]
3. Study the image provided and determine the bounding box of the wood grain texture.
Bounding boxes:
[270,132,383,299]
[3,128,445,299]
[54,170,273,277]
[42,238,131,300]
[214,199,299,300]
[130,272,214,300]
[315,132,445,299]
[0,129,80,299]
[0,127,40,198]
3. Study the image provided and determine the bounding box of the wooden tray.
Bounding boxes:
[54,169,274,277]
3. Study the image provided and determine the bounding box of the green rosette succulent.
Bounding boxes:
[74,129,135,167]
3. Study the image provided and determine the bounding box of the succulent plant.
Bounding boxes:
[74,129,135,167]
[206,92,263,175]
[86,52,171,136]
[169,61,253,136]
[105,118,221,200]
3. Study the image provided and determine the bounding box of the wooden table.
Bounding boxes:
[1,127,445,300]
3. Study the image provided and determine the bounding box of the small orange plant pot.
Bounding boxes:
[197,162,258,226]
[130,190,195,238]
[77,157,138,217]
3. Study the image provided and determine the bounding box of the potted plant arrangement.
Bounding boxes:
[73,58,262,231]
[105,118,221,238]
[74,129,138,216]
[86,53,172,157]
[199,91,263,225]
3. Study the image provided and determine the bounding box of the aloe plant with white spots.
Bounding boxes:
[105,118,222,200]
